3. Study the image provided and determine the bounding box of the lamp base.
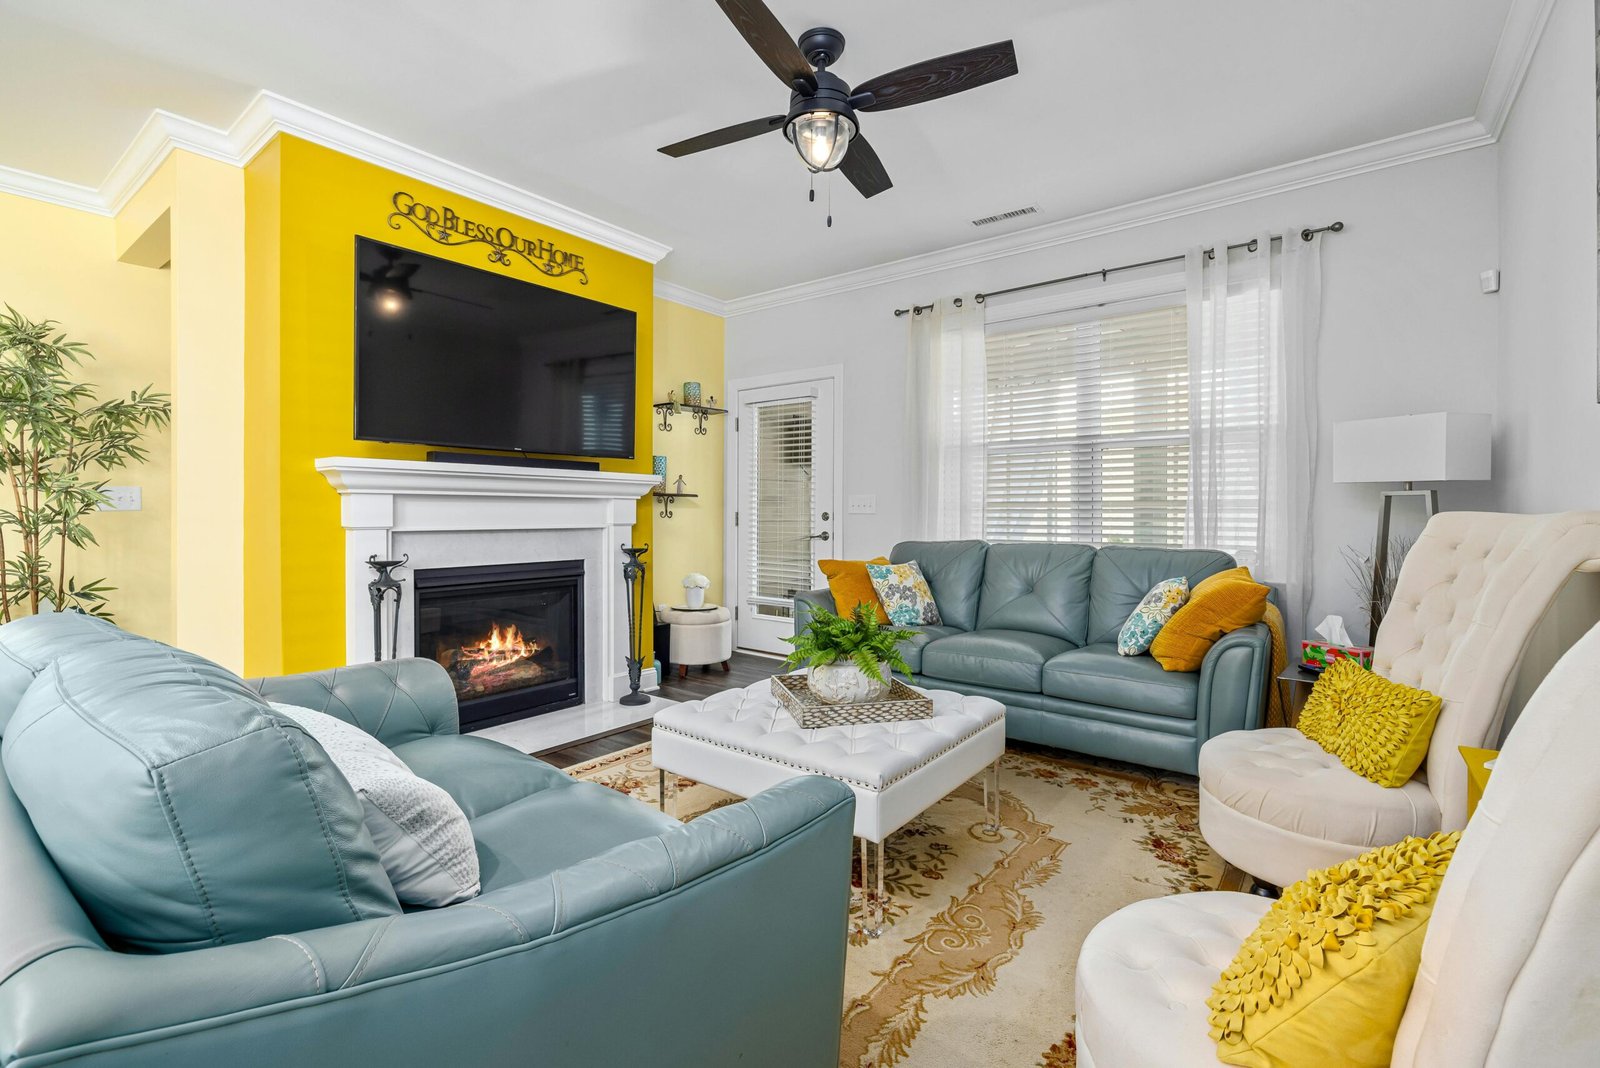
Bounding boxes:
[618,691,652,707]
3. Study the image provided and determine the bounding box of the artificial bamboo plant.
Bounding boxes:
[0,307,171,621]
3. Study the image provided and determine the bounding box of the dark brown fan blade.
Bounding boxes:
[658,115,786,157]
[714,0,813,86]
[855,40,1018,112]
[840,134,892,199]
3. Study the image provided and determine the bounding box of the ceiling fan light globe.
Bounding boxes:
[785,110,855,172]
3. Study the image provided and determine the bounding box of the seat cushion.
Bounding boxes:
[1200,728,1442,851]
[889,540,988,632]
[1086,546,1238,647]
[974,542,1096,644]
[1077,892,1271,1068]
[919,629,1073,693]
[895,625,961,674]
[469,779,678,893]
[392,735,575,820]
[2,642,400,952]
[1042,644,1199,719]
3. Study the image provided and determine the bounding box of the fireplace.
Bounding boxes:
[414,560,584,730]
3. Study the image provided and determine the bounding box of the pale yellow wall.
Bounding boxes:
[0,190,174,640]
[652,298,726,608]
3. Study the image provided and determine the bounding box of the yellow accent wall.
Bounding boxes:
[0,190,174,640]
[652,299,726,611]
[244,136,656,675]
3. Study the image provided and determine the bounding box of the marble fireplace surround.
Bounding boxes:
[316,457,662,723]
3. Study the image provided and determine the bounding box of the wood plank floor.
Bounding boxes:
[538,650,783,769]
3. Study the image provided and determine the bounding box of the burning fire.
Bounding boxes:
[462,623,537,669]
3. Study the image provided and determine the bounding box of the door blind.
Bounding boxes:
[984,300,1190,547]
[746,398,815,617]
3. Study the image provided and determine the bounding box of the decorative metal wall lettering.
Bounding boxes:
[387,191,589,284]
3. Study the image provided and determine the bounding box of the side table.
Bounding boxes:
[1273,666,1321,728]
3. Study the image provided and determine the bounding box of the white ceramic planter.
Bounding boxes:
[684,586,706,609]
[807,661,892,705]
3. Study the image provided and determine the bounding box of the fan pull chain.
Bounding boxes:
[826,173,833,229]
[809,172,815,203]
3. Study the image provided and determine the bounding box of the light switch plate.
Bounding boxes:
[847,494,876,515]
[99,486,142,511]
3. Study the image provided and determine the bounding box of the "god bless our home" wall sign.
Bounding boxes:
[386,190,589,284]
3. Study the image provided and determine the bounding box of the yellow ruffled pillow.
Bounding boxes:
[1298,660,1443,788]
[1209,831,1460,1068]
[1150,566,1269,672]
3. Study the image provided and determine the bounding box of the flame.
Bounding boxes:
[462,622,537,668]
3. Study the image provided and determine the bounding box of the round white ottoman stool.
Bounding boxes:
[655,604,734,678]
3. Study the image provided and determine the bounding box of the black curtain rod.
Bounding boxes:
[892,221,1344,316]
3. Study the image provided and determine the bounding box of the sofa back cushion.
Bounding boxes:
[0,612,141,736]
[975,543,1096,644]
[2,641,400,953]
[1086,546,1237,647]
[889,541,989,632]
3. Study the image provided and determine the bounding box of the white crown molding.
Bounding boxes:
[1474,0,1559,139]
[1,91,672,265]
[719,116,1494,316]
[653,279,731,316]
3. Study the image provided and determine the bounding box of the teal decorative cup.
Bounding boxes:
[652,455,667,487]
[682,381,702,406]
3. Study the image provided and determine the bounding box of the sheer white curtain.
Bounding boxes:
[1185,232,1323,639]
[906,297,987,540]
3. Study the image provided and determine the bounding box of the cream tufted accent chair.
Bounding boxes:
[1075,614,1600,1067]
[1199,511,1600,887]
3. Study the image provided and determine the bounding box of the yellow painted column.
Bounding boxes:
[652,298,726,609]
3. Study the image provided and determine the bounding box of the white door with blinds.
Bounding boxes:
[731,378,837,655]
[983,284,1191,547]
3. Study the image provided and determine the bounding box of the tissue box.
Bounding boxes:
[1301,641,1374,672]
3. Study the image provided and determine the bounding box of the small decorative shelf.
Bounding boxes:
[651,488,699,519]
[654,401,728,436]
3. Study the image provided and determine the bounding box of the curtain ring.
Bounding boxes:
[953,297,963,307]
[975,293,986,304]
[1247,239,1258,253]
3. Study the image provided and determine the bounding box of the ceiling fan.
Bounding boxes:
[658,0,1018,200]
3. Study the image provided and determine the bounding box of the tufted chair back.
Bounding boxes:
[1391,617,1600,1066]
[1373,511,1600,828]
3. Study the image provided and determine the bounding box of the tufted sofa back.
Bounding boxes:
[1391,617,1600,1067]
[889,540,989,631]
[975,543,1096,644]
[1374,511,1600,828]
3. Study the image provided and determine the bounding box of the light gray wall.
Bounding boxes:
[726,148,1503,641]
[1495,0,1600,514]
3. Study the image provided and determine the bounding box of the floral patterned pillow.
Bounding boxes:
[865,561,942,626]
[1117,577,1190,656]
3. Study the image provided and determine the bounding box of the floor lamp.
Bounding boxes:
[1333,412,1492,638]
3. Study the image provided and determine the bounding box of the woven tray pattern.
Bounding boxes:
[770,673,934,729]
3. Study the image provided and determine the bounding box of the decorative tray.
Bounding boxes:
[771,673,934,729]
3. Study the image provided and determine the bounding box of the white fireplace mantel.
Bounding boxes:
[316,456,660,703]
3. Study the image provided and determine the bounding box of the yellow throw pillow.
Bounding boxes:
[818,557,890,623]
[1208,831,1459,1068]
[1298,660,1443,788]
[1150,566,1269,672]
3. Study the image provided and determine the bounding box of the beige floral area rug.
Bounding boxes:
[566,742,1232,1068]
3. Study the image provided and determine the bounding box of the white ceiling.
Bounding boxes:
[0,0,1516,299]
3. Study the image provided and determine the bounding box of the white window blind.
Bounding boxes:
[983,298,1190,547]
[746,398,815,618]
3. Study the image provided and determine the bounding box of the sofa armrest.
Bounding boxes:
[0,777,855,1068]
[793,588,836,635]
[1195,622,1271,740]
[246,658,460,745]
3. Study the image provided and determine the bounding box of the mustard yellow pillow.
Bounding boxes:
[1208,831,1459,1068]
[818,557,890,623]
[1150,566,1268,672]
[1298,660,1443,788]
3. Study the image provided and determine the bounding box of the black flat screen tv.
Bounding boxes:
[354,236,637,458]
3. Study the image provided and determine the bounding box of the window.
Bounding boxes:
[984,295,1190,547]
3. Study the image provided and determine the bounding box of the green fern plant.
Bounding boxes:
[782,603,915,685]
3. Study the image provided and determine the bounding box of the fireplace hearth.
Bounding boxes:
[414,560,584,730]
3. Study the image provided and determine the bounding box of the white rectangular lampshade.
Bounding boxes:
[1332,412,1492,484]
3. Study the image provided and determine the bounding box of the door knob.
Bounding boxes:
[809,531,831,541]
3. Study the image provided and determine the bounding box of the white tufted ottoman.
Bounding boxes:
[651,678,1006,936]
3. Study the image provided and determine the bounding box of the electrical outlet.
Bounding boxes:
[847,494,877,515]
[99,486,142,511]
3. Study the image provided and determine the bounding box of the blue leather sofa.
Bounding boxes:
[0,612,854,1067]
[796,541,1272,775]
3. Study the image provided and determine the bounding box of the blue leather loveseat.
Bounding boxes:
[797,541,1272,775]
[0,612,854,1067]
